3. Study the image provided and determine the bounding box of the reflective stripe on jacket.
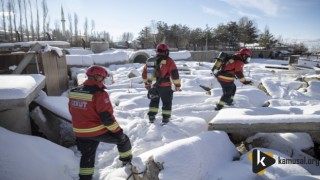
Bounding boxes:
[217,54,246,83]
[142,56,181,87]
[68,79,121,137]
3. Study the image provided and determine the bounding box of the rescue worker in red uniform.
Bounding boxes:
[69,66,132,180]
[213,48,253,111]
[142,43,181,123]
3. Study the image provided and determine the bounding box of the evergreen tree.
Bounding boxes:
[213,23,228,50]
[155,21,169,46]
[259,26,277,49]
[238,17,258,46]
[226,21,239,49]
[137,26,153,49]
[189,28,203,50]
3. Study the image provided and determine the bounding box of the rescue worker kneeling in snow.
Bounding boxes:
[142,43,181,123]
[212,48,253,111]
[69,65,132,180]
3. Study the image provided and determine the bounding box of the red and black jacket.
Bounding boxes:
[142,56,181,87]
[217,53,247,83]
[68,79,121,137]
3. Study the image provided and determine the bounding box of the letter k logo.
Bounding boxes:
[249,149,276,175]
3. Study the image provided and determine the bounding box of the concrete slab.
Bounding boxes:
[0,74,46,134]
[0,74,46,110]
[208,106,320,143]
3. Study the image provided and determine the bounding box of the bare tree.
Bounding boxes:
[150,20,157,35]
[84,17,88,43]
[1,0,7,41]
[36,0,40,39]
[120,32,134,48]
[41,0,48,38]
[23,0,29,41]
[17,0,23,41]
[7,0,13,41]
[74,12,78,45]
[121,32,134,42]
[68,13,73,41]
[52,19,63,40]
[28,0,35,40]
[102,31,110,42]
[54,20,59,30]
[46,16,50,35]
[10,0,18,41]
[90,19,95,37]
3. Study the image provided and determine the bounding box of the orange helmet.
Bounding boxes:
[86,65,108,78]
[239,48,252,57]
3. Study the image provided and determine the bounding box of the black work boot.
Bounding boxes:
[214,104,224,111]
[226,100,233,106]
[122,160,132,167]
[121,155,132,166]
[79,175,93,180]
[149,115,155,123]
[162,116,170,124]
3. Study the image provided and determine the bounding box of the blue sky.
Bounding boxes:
[43,0,320,41]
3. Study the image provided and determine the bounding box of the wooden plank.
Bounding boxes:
[0,52,29,56]
[41,52,61,96]
[56,52,69,94]
[12,43,42,74]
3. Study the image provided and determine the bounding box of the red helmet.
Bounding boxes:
[156,43,169,56]
[86,65,108,78]
[239,48,252,57]
[156,43,169,52]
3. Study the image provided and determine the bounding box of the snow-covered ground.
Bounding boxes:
[1,49,320,180]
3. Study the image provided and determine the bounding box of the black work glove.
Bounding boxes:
[243,80,254,85]
[147,87,159,99]
[145,82,151,90]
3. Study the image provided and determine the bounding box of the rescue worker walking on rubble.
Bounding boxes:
[142,43,181,124]
[212,48,254,111]
[68,65,132,180]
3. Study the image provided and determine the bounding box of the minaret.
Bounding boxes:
[61,6,66,36]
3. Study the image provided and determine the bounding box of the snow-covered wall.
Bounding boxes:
[65,49,192,66]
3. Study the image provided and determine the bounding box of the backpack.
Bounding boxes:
[211,52,232,75]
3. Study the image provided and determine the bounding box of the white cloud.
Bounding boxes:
[236,9,261,19]
[220,0,279,16]
[201,5,229,18]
